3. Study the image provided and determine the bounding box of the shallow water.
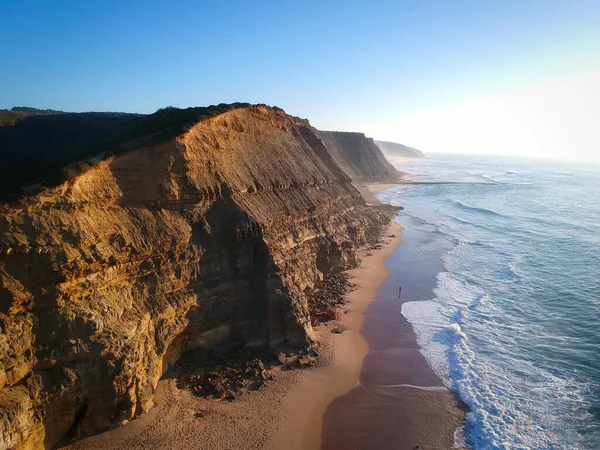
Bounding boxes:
[378,154,600,449]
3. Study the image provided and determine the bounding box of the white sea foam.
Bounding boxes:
[507,262,521,278]
[480,174,501,183]
[401,299,452,386]
[383,384,448,392]
[453,426,468,449]
[452,216,471,225]
[446,323,463,335]
[388,179,596,449]
[421,251,592,448]
[465,171,502,184]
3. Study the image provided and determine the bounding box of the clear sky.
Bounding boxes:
[1,0,599,161]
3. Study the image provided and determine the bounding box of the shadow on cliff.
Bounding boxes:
[20,163,304,449]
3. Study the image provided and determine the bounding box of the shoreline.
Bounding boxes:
[265,215,403,450]
[63,188,403,450]
[321,197,466,449]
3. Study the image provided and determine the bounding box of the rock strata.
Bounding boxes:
[0,105,393,449]
[315,130,401,182]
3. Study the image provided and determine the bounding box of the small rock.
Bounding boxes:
[331,326,346,334]
[298,356,316,367]
[214,382,226,395]
[250,380,266,391]
[225,390,237,400]
[277,352,286,365]
[285,355,299,366]
[210,376,225,387]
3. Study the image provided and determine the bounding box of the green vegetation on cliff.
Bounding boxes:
[0,103,257,200]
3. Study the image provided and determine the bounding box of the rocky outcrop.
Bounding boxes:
[375,140,425,159]
[314,131,400,182]
[0,106,390,449]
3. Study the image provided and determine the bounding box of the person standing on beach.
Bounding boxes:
[398,286,402,298]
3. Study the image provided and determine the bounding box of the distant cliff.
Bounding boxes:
[375,140,425,159]
[0,105,392,449]
[314,131,401,182]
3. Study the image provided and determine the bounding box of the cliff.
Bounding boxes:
[0,106,391,449]
[314,131,401,182]
[0,104,254,200]
[375,140,425,159]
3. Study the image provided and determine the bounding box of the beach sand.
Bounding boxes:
[63,183,463,450]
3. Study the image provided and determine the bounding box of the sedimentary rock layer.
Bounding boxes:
[315,130,401,182]
[0,106,389,449]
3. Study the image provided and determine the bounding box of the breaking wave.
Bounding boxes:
[452,200,504,218]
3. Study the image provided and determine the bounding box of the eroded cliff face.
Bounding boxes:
[315,130,400,182]
[0,106,389,449]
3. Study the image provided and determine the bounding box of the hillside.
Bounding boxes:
[0,107,65,127]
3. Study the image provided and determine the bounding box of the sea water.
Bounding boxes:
[377,154,600,449]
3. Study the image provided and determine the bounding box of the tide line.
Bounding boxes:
[360,382,448,392]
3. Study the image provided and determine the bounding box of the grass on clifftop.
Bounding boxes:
[0,102,261,201]
[0,107,66,126]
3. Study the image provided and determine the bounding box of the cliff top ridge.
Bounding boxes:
[0,103,284,200]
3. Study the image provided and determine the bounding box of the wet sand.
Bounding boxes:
[322,204,466,450]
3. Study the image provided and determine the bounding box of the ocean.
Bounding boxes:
[378,154,600,449]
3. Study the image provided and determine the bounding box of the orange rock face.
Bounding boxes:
[0,106,390,448]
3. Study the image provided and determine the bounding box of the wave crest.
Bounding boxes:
[452,200,504,218]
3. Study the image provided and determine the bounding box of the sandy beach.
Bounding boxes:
[63,183,463,450]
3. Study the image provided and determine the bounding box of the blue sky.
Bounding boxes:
[1,0,600,159]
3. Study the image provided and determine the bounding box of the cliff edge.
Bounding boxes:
[375,140,425,159]
[314,131,401,182]
[0,106,391,449]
